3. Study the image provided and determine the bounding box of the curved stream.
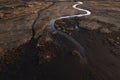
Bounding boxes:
[48,1,91,63]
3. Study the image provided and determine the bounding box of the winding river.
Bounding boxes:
[48,1,91,63]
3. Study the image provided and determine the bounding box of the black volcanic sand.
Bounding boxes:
[0,39,94,80]
[72,28,120,80]
[0,28,120,80]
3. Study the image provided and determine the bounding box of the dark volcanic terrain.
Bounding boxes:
[0,0,120,80]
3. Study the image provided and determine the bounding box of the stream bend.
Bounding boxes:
[48,1,91,63]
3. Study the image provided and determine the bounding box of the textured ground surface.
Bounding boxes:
[0,0,120,80]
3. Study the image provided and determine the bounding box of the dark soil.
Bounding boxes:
[0,26,120,80]
[0,36,93,80]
